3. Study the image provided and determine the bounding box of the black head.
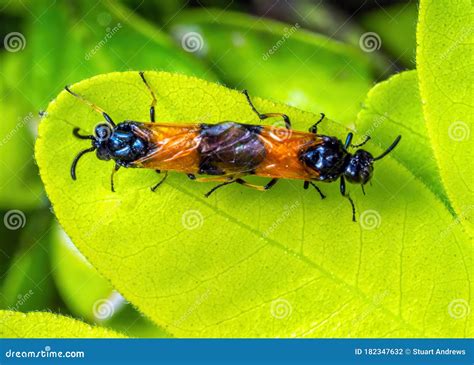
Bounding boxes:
[70,122,149,180]
[93,123,114,161]
[343,135,402,185]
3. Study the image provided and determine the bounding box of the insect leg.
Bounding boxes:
[242,90,291,129]
[340,176,356,222]
[110,164,120,192]
[194,176,234,183]
[308,113,325,134]
[344,133,353,149]
[350,135,371,148]
[204,181,236,198]
[151,171,168,192]
[303,181,326,199]
[139,71,157,122]
[235,178,279,191]
[65,86,115,126]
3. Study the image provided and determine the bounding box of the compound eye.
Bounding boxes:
[95,123,112,140]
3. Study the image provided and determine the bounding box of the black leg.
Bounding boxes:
[264,178,279,190]
[204,181,236,197]
[309,113,325,134]
[234,178,279,191]
[151,171,168,192]
[187,173,196,180]
[65,86,115,126]
[110,164,120,192]
[361,184,366,196]
[351,135,371,148]
[139,71,157,122]
[344,132,353,149]
[340,176,356,222]
[205,177,278,197]
[242,90,291,129]
[303,181,326,199]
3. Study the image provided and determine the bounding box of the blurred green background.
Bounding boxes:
[0,0,417,337]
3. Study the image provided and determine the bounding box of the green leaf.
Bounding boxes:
[25,0,217,110]
[0,310,125,338]
[170,9,374,125]
[51,225,169,338]
[417,0,474,234]
[0,53,43,209]
[36,71,472,337]
[360,2,418,67]
[2,213,55,312]
[355,70,451,211]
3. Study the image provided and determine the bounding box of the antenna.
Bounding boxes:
[373,135,402,161]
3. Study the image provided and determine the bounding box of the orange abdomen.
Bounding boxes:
[132,122,322,180]
[255,127,320,180]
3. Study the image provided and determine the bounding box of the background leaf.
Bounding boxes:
[355,70,451,211]
[35,71,472,337]
[170,9,374,125]
[417,0,473,234]
[360,2,418,68]
[1,212,56,312]
[0,310,125,338]
[0,52,43,209]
